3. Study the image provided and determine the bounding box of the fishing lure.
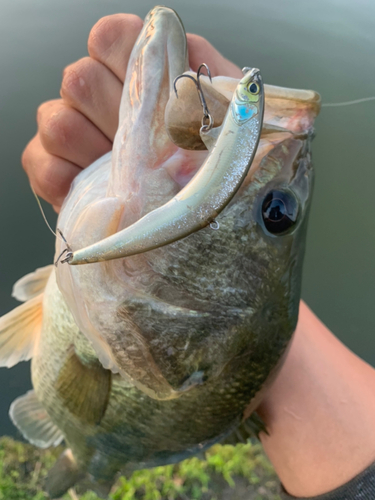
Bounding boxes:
[65,67,264,265]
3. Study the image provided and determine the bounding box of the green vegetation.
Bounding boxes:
[0,437,280,500]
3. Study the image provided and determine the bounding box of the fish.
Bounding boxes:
[0,5,320,498]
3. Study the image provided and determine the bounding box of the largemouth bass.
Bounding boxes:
[0,6,319,498]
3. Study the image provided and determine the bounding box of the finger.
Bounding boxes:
[187,34,243,78]
[88,14,143,82]
[22,135,81,208]
[60,57,122,141]
[37,99,112,168]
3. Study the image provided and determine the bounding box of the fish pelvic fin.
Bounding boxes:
[12,264,54,302]
[9,390,64,448]
[0,293,43,368]
[46,449,85,499]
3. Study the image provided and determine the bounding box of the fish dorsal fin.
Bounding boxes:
[0,294,43,368]
[9,390,64,448]
[12,264,54,302]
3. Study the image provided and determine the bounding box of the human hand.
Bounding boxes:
[21,13,242,212]
[258,302,375,497]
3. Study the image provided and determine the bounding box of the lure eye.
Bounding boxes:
[248,82,260,95]
[262,190,299,234]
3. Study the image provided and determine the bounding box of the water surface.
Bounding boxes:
[0,0,374,436]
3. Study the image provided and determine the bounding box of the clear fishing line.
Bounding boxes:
[322,96,375,107]
[31,186,71,264]
[31,186,61,240]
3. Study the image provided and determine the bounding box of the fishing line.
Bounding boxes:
[31,186,61,239]
[322,96,375,107]
[31,186,72,265]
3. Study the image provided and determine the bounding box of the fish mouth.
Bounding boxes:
[164,74,319,197]
[66,68,322,267]
[166,73,320,150]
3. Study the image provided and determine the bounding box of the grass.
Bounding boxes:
[0,437,281,500]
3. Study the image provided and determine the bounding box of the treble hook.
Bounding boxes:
[173,63,214,133]
[54,229,73,266]
[196,63,212,118]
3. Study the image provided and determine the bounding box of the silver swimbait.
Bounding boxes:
[68,68,264,265]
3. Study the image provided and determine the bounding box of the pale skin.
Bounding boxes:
[22,14,375,498]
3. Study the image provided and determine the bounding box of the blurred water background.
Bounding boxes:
[0,0,374,436]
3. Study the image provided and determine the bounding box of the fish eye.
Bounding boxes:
[248,82,260,94]
[261,190,299,234]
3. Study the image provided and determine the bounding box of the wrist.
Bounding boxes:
[257,301,375,497]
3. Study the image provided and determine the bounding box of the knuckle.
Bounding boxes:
[21,142,33,173]
[60,57,94,104]
[88,14,142,59]
[33,157,65,204]
[21,137,69,205]
[36,102,70,151]
[29,178,44,200]
[88,15,121,57]
[36,101,50,125]
[36,99,61,127]
[39,110,67,151]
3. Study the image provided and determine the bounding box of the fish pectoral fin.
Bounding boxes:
[0,293,43,368]
[12,264,54,302]
[46,449,85,499]
[9,390,64,449]
[55,347,111,425]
